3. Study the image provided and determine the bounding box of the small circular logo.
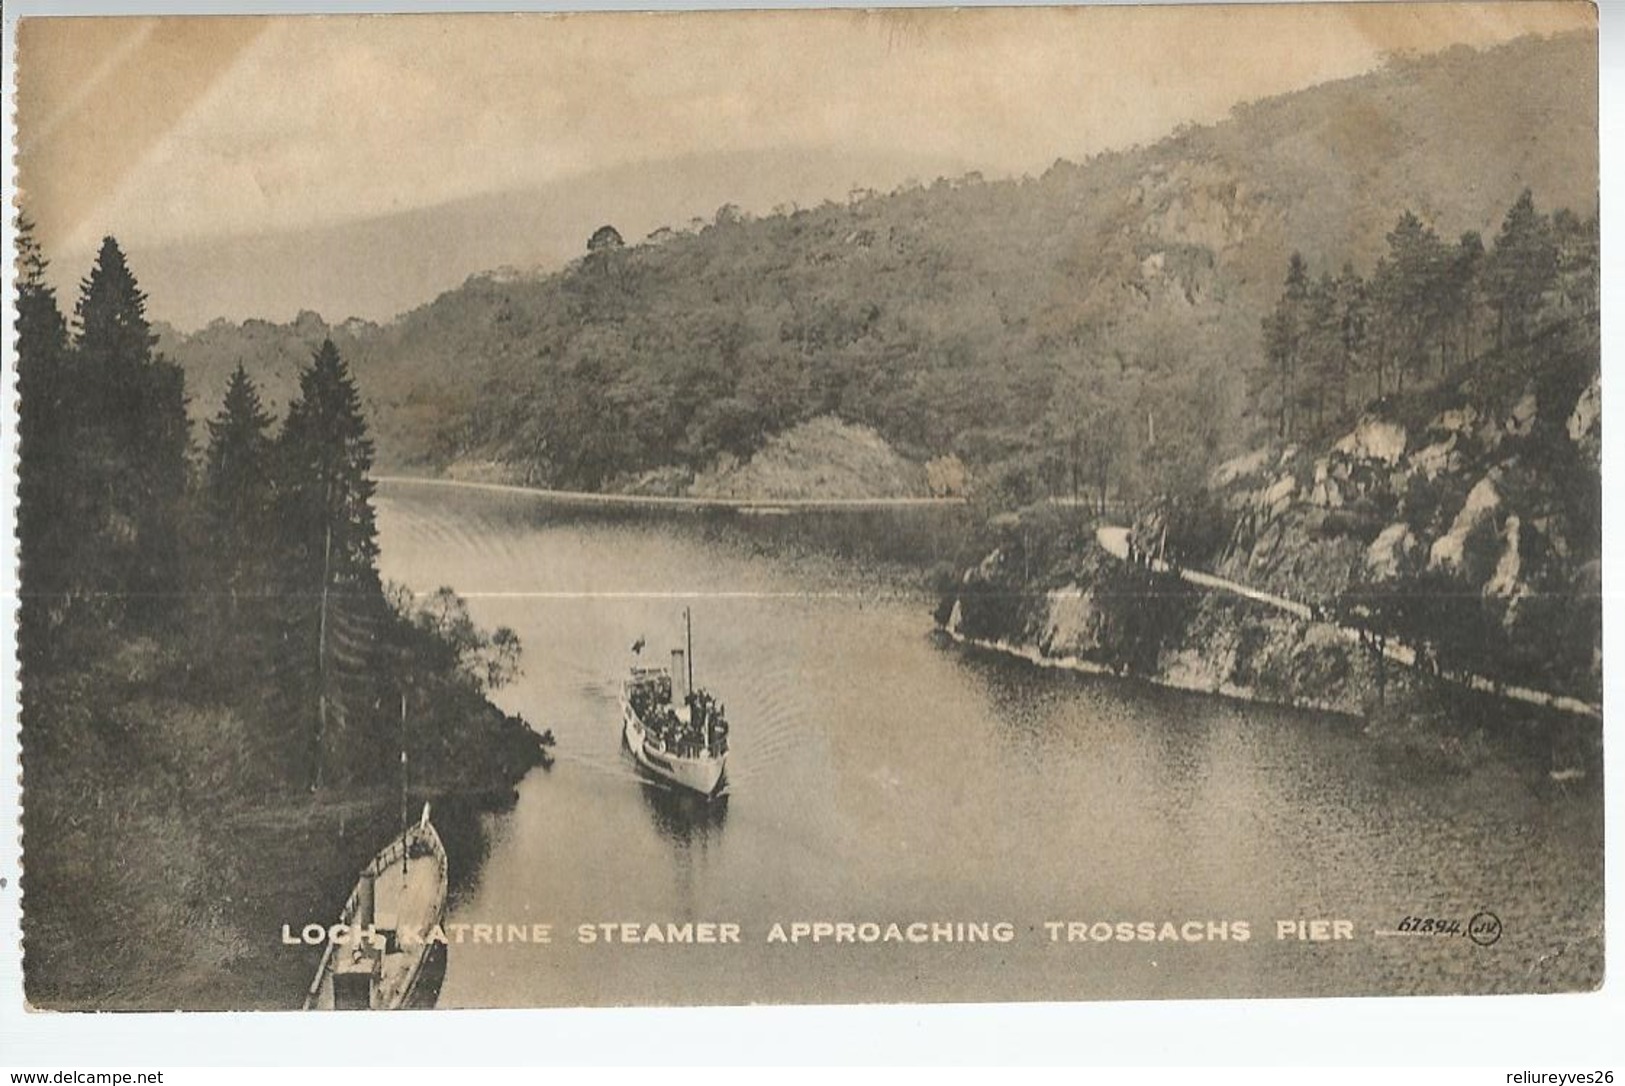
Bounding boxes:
[1467,911,1503,947]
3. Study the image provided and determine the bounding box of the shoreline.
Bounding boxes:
[375,472,968,512]
[937,613,1600,782]
[936,622,1364,721]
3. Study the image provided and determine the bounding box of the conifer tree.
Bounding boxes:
[1334,263,1369,416]
[1451,231,1485,369]
[1375,211,1448,391]
[277,339,380,588]
[1486,189,1557,349]
[15,216,76,660]
[71,236,190,621]
[276,339,380,787]
[1303,272,1342,438]
[1257,253,1308,439]
[1550,209,1599,319]
[204,365,277,606]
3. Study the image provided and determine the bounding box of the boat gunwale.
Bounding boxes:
[303,813,449,1011]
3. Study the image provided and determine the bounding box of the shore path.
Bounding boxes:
[1094,525,1601,721]
[375,474,967,512]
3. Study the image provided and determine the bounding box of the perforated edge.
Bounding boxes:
[2,2,28,1016]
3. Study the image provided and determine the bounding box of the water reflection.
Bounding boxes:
[638,777,730,847]
[376,485,1605,1006]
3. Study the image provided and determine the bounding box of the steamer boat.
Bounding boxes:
[621,608,730,799]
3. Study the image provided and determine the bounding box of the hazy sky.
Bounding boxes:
[13,2,1595,324]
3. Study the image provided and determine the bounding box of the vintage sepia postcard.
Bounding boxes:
[5,1,1603,1016]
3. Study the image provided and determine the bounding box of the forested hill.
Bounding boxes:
[157,31,1596,498]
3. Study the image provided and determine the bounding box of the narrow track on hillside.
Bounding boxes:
[1095,526,1600,721]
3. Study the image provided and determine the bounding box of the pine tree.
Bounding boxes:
[277,340,380,587]
[15,216,76,661]
[71,236,190,622]
[1334,263,1369,417]
[1451,231,1485,369]
[204,365,277,607]
[1550,209,1599,319]
[1303,272,1342,438]
[1487,189,1557,349]
[276,339,381,787]
[1375,211,1448,391]
[1257,253,1308,439]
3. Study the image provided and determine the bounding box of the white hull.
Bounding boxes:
[622,697,728,798]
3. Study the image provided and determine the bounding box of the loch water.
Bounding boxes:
[374,481,1603,1006]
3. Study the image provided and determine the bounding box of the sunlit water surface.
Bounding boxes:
[374,483,1602,1005]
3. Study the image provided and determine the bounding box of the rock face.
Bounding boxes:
[687,416,928,500]
[949,353,1601,717]
[1037,587,1105,657]
[1484,515,1525,605]
[1429,473,1501,572]
[1568,376,1601,467]
[1130,161,1264,253]
[1409,436,1460,481]
[1505,391,1539,438]
[1366,523,1417,580]
[946,535,1381,717]
[1332,417,1407,465]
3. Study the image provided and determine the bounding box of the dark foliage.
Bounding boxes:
[17,234,553,1005]
[1250,190,1598,447]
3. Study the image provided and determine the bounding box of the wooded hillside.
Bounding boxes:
[157,31,1597,502]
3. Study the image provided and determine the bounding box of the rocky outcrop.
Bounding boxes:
[1332,417,1407,465]
[687,416,928,500]
[945,544,1380,717]
[1366,522,1417,579]
[945,358,1602,721]
[1129,161,1266,253]
[1429,472,1501,572]
[1568,375,1601,467]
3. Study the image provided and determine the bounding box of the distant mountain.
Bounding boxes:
[160,31,1596,491]
[128,144,977,331]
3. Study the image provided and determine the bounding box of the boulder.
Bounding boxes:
[1428,473,1501,572]
[1366,522,1417,580]
[1531,514,1570,560]
[1429,405,1480,436]
[1211,447,1272,488]
[1567,376,1601,467]
[1332,417,1407,465]
[1408,435,1460,481]
[1309,477,1344,510]
[1505,391,1538,438]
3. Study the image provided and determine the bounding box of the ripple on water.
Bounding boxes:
[374,483,1604,1008]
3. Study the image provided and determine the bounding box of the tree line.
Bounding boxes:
[17,223,544,793]
[1252,189,1598,444]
